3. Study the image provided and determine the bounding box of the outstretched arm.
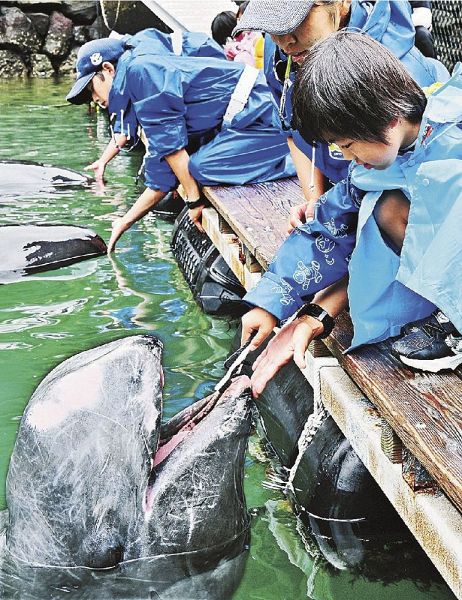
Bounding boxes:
[250,276,348,397]
[86,134,128,181]
[107,187,166,253]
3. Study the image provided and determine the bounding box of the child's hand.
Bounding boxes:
[107,218,129,254]
[188,206,205,232]
[241,308,277,351]
[250,316,317,397]
[85,159,106,182]
[287,200,316,233]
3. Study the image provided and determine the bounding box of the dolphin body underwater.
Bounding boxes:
[0,336,252,599]
[0,224,107,283]
[0,160,91,196]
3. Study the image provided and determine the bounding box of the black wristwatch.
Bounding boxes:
[296,303,335,339]
[185,192,209,210]
[185,198,205,210]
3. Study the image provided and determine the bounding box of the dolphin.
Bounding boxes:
[0,224,107,283]
[0,335,251,597]
[0,160,91,197]
[235,330,412,571]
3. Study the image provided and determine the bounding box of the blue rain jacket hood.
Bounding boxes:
[244,68,462,350]
[265,0,448,183]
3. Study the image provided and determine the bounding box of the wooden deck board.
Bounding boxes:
[324,312,462,513]
[204,178,304,268]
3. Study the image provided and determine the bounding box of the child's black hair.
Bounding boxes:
[211,11,238,46]
[237,1,250,19]
[293,31,427,145]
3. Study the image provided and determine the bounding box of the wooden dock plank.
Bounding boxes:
[314,358,462,600]
[201,207,262,290]
[192,177,462,594]
[204,178,304,268]
[324,312,462,514]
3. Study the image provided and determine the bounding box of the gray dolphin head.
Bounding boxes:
[147,377,252,555]
[6,335,163,568]
[0,160,91,197]
[4,336,252,576]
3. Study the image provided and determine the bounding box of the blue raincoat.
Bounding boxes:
[109,28,225,148]
[110,50,295,192]
[245,68,462,349]
[264,0,448,184]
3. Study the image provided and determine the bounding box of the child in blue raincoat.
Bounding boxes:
[67,37,295,251]
[235,0,448,225]
[242,32,462,396]
[83,28,225,181]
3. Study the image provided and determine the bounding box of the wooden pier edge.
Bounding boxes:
[302,351,462,599]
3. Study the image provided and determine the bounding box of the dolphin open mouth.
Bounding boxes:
[4,336,252,573]
[155,392,222,467]
[143,377,251,517]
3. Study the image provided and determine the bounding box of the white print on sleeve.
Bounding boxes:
[315,235,336,266]
[272,279,296,306]
[293,260,322,291]
[323,217,348,238]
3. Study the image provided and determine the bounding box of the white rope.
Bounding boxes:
[285,354,338,494]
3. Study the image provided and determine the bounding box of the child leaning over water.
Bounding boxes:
[241,31,462,395]
[66,37,295,250]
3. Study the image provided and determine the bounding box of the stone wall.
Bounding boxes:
[0,0,99,78]
[0,0,172,78]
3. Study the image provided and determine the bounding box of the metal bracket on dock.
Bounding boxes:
[402,448,441,494]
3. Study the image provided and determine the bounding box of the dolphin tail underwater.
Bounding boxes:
[0,224,107,283]
[1,335,251,598]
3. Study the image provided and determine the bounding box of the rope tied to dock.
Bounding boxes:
[285,352,339,495]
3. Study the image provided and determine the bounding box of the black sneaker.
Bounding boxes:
[391,310,462,372]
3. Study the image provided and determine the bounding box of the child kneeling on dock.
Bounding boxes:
[66,37,295,251]
[241,31,462,393]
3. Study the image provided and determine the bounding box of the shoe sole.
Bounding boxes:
[399,352,462,373]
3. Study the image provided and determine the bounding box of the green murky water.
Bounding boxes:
[0,79,455,599]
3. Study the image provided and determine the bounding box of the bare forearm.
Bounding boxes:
[101,134,127,164]
[121,187,166,227]
[165,148,201,200]
[107,187,167,253]
[287,136,325,202]
[312,276,349,317]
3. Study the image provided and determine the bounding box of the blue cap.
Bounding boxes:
[66,38,125,104]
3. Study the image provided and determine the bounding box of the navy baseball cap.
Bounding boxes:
[66,38,125,104]
[234,1,315,36]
